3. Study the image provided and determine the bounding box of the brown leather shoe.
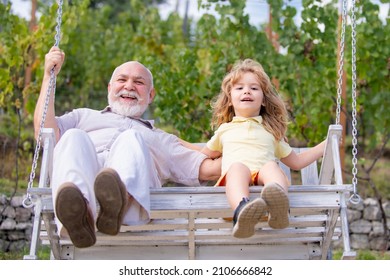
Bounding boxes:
[55,183,96,248]
[94,168,128,235]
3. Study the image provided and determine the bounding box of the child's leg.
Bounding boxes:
[225,163,267,238]
[256,161,290,190]
[257,161,290,229]
[225,162,251,209]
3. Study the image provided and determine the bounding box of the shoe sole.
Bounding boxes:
[261,183,289,229]
[55,183,96,248]
[94,168,127,235]
[233,198,267,238]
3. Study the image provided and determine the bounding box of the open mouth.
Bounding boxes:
[117,91,139,102]
[121,95,137,101]
[241,98,253,102]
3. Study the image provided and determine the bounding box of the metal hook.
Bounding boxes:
[22,195,36,208]
[348,193,361,205]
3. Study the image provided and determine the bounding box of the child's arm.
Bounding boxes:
[179,138,222,159]
[178,138,222,159]
[178,139,203,152]
[280,140,326,171]
[178,136,221,159]
[200,146,222,160]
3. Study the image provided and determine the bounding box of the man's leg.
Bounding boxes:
[103,129,160,226]
[94,167,128,235]
[52,129,101,247]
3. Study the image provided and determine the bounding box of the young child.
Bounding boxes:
[201,59,326,238]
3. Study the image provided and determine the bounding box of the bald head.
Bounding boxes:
[109,61,154,88]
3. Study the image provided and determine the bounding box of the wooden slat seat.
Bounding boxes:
[24,125,356,260]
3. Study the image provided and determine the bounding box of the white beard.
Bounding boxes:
[109,99,148,118]
[108,90,149,118]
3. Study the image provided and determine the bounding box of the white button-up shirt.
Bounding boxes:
[56,107,207,186]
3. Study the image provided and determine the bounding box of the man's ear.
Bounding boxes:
[149,88,156,104]
[107,83,111,93]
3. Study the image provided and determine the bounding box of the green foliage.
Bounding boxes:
[0,178,29,197]
[0,3,30,110]
[269,0,339,144]
[0,111,35,193]
[351,1,390,150]
[2,0,388,141]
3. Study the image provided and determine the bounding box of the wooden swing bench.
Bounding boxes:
[24,124,356,260]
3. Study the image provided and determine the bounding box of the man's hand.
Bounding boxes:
[45,46,65,77]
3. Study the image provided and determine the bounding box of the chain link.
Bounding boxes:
[23,0,63,208]
[349,0,361,204]
[335,0,360,204]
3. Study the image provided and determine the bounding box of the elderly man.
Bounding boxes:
[34,46,220,248]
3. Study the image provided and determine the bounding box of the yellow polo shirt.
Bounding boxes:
[206,116,292,175]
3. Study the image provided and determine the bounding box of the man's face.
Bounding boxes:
[108,61,155,118]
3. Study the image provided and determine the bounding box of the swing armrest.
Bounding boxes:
[27,128,55,195]
[24,128,56,260]
[39,128,55,188]
[319,124,343,185]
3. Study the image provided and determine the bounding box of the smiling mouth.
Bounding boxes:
[121,95,137,100]
[118,92,139,101]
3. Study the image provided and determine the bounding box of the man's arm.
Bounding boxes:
[178,138,222,181]
[34,46,65,142]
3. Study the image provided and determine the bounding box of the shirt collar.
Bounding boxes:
[232,115,263,124]
[101,106,154,129]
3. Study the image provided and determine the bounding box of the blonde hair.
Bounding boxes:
[211,59,288,141]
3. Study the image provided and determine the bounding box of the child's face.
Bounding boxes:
[230,72,264,118]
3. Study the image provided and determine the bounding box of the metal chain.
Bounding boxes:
[349,0,361,204]
[23,0,63,208]
[335,0,347,125]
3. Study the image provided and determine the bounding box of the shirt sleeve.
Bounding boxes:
[166,134,208,186]
[206,127,223,152]
[55,109,81,137]
[275,139,293,159]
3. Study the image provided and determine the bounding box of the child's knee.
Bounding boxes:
[228,162,250,173]
[261,161,280,172]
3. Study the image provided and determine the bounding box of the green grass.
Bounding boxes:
[332,249,390,260]
[0,178,28,197]
[0,246,51,260]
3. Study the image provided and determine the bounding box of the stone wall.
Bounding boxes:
[0,195,33,252]
[344,198,390,251]
[1,195,389,253]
